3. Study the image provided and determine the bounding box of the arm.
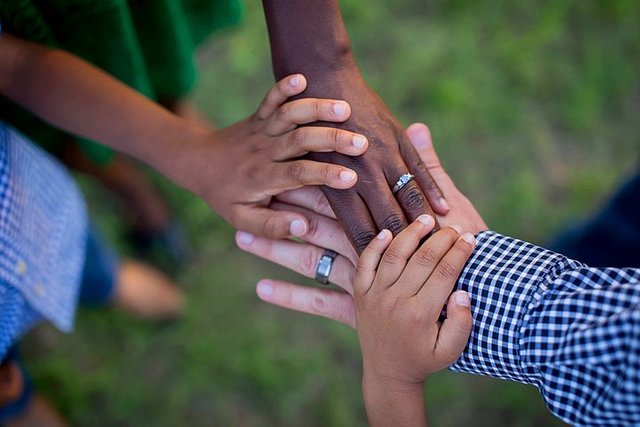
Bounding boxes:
[237,124,640,426]
[262,0,449,252]
[0,34,369,239]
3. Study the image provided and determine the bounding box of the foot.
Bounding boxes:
[5,394,67,427]
[113,260,185,321]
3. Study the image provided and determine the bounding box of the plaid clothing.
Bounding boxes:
[0,123,87,360]
[452,231,640,426]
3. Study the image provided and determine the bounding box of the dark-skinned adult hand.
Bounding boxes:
[303,71,451,253]
[262,0,449,253]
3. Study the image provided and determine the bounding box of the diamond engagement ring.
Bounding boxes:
[315,249,338,285]
[392,173,414,193]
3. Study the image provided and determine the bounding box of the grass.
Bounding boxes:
[22,0,639,425]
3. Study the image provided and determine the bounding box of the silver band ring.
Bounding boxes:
[315,249,338,285]
[392,173,414,193]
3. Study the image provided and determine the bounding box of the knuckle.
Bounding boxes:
[381,295,401,315]
[381,215,406,235]
[305,215,321,239]
[381,245,403,266]
[291,128,306,146]
[276,104,290,122]
[262,214,281,237]
[311,295,326,313]
[409,308,428,325]
[399,186,426,211]
[352,230,377,254]
[330,128,342,147]
[312,99,323,118]
[414,246,437,266]
[300,247,319,276]
[286,162,305,181]
[436,261,456,279]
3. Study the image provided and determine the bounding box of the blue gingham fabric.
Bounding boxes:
[451,231,640,426]
[0,123,87,360]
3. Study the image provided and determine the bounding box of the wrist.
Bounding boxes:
[147,117,214,196]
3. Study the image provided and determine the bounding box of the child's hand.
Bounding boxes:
[181,74,368,239]
[355,215,475,387]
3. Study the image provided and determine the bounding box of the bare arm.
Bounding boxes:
[262,0,449,252]
[0,34,369,239]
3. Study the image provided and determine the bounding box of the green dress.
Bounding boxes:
[0,0,242,164]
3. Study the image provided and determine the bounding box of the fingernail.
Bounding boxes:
[417,214,434,226]
[257,280,274,297]
[461,233,476,245]
[333,102,347,116]
[352,135,367,149]
[236,231,254,246]
[290,219,307,236]
[450,224,463,234]
[454,291,470,307]
[339,170,356,182]
[288,75,299,87]
[410,126,431,149]
[438,197,450,212]
[376,230,388,240]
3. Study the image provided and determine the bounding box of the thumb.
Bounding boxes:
[434,291,473,366]
[406,123,442,171]
[236,206,309,239]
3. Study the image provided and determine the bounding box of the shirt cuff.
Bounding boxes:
[449,230,576,384]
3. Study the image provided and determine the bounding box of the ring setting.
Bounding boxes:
[392,173,414,193]
[315,249,338,285]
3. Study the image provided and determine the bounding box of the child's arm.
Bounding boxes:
[354,216,475,426]
[0,34,368,238]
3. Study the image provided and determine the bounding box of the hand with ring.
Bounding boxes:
[235,123,488,325]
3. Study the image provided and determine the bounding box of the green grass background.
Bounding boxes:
[22,0,639,425]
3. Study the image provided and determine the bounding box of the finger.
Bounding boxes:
[385,162,433,224]
[233,206,310,239]
[266,99,351,135]
[359,173,409,237]
[404,123,450,214]
[256,279,356,328]
[323,187,378,254]
[271,127,368,160]
[434,291,473,366]
[235,230,355,292]
[396,225,463,297]
[418,232,476,320]
[275,187,336,218]
[270,201,358,265]
[355,229,392,295]
[268,160,358,191]
[255,74,307,120]
[373,215,436,292]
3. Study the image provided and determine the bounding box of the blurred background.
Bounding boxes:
[22,0,639,425]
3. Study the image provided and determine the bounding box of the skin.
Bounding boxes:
[355,219,475,426]
[235,123,487,327]
[0,34,369,239]
[262,0,450,253]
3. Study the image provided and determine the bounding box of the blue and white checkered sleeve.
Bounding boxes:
[450,231,640,426]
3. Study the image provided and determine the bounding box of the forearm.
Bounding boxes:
[363,374,427,427]
[0,35,205,183]
[262,0,356,83]
[452,231,640,425]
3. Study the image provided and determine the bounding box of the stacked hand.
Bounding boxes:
[235,123,487,326]
[302,72,452,252]
[177,74,370,239]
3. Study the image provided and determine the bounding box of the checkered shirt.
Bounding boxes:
[0,123,87,360]
[451,231,640,426]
